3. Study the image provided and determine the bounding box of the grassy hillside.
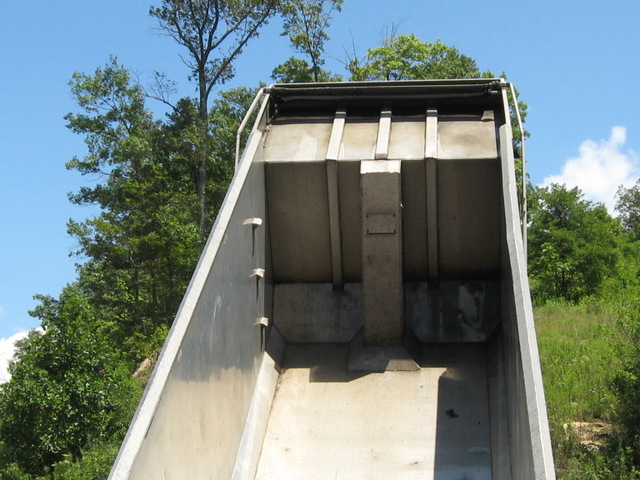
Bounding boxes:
[536,301,640,479]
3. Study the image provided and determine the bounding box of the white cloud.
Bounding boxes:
[0,329,42,384]
[542,126,639,212]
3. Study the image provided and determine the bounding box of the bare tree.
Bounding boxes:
[150,0,279,237]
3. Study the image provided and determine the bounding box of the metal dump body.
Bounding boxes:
[109,80,555,479]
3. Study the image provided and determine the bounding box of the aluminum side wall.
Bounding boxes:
[498,123,555,479]
[108,98,271,480]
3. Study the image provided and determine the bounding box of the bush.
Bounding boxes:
[51,441,121,480]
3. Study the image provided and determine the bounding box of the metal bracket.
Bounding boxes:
[251,268,265,279]
[254,317,269,327]
[244,217,263,228]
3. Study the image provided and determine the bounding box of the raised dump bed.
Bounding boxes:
[109,80,555,480]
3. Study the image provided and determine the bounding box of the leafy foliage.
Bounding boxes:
[530,184,640,475]
[528,184,621,303]
[274,0,343,82]
[535,302,639,479]
[272,56,342,83]
[610,291,640,458]
[65,59,202,348]
[616,179,640,241]
[208,85,260,206]
[0,289,139,476]
[348,34,485,81]
[49,441,121,480]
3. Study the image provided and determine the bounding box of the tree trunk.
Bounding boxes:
[197,72,209,239]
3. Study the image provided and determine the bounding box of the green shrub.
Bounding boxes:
[51,441,120,480]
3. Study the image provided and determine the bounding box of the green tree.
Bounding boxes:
[64,59,258,361]
[616,179,640,241]
[273,0,343,83]
[150,0,279,237]
[528,184,621,303]
[348,34,485,81]
[65,58,200,347]
[0,288,139,476]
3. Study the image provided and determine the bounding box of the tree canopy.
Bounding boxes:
[65,58,201,344]
[527,184,621,303]
[0,289,139,476]
[273,0,344,83]
[616,179,640,241]
[348,34,485,81]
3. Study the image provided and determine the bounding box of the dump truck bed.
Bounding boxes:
[108,80,555,480]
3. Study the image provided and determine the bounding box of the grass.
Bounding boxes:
[536,301,620,426]
[535,301,640,479]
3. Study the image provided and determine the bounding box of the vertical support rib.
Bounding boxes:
[425,109,439,287]
[327,160,343,290]
[425,108,438,159]
[361,160,403,346]
[326,108,346,290]
[326,108,346,162]
[375,107,392,159]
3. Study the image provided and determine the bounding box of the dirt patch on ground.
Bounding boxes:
[563,421,611,448]
[133,357,155,380]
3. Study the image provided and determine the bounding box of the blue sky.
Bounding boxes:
[1,1,639,371]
